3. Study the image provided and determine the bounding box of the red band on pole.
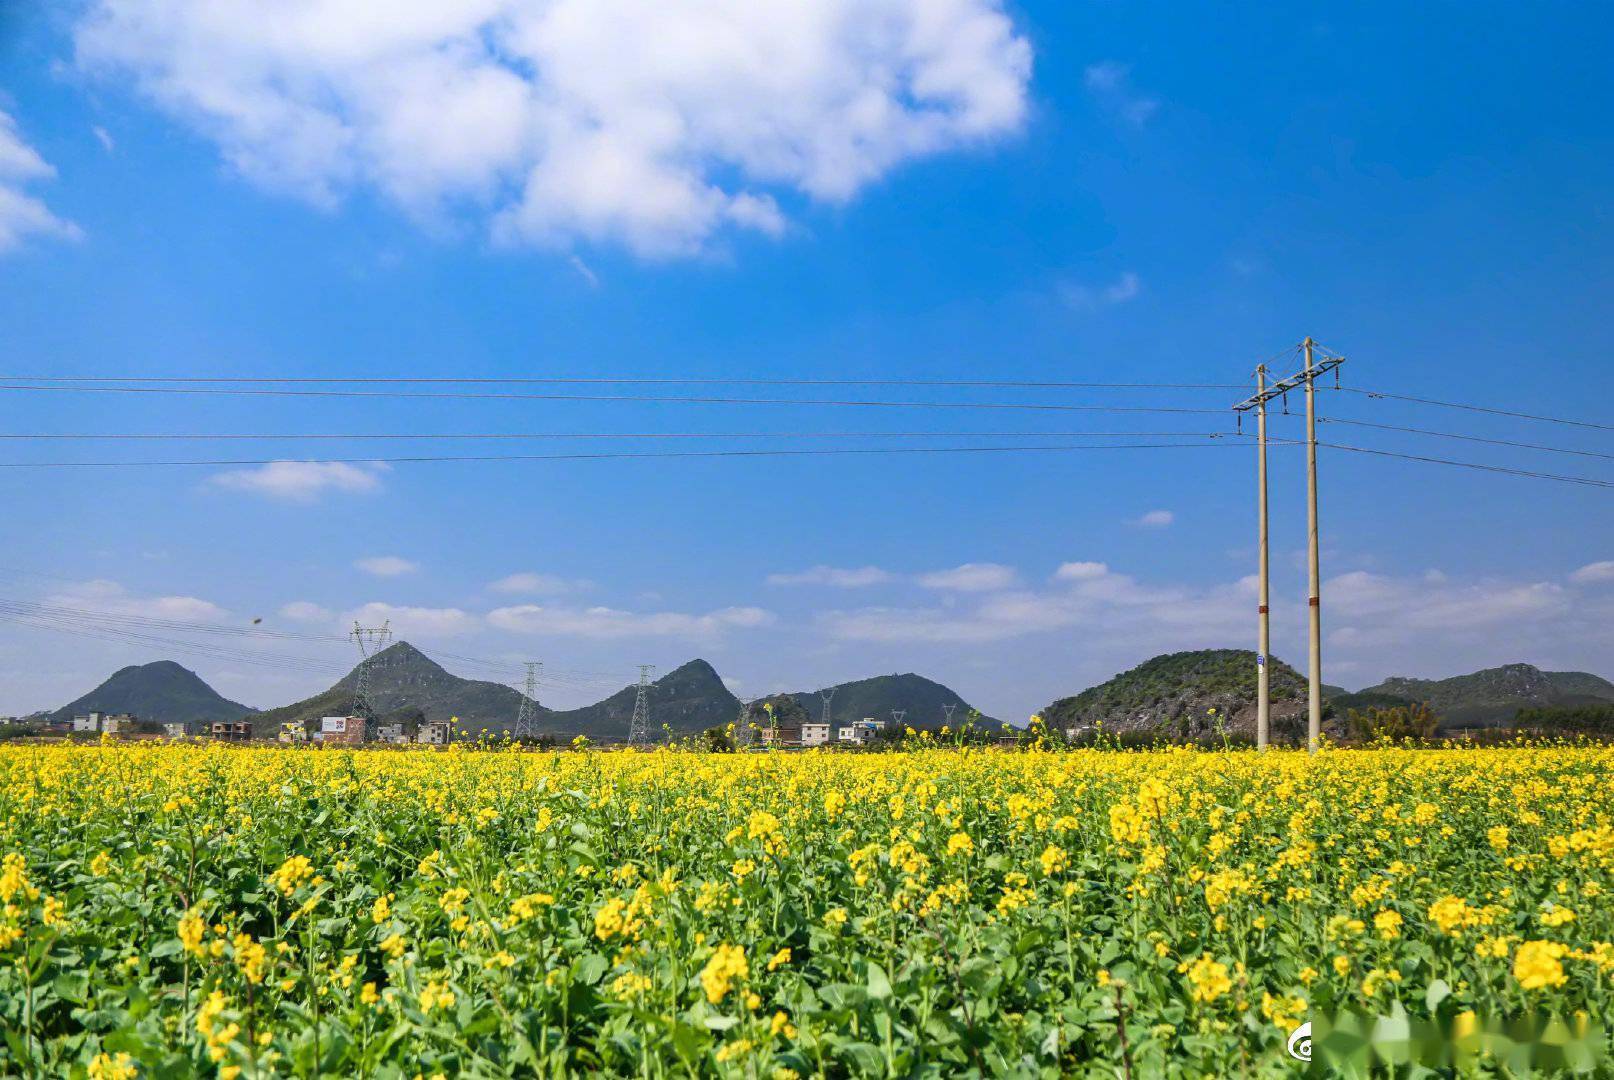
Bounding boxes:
[1258,605,1269,614]
[1308,597,1320,607]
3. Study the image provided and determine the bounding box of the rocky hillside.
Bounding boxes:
[1039,649,1325,741]
[1357,663,1614,728]
[49,661,256,728]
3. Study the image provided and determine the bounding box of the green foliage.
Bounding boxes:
[1041,649,1308,734]
[1347,702,1439,741]
[48,659,256,727]
[1361,663,1614,729]
[1514,703,1614,734]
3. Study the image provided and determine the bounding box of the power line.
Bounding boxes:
[0,429,1234,442]
[1315,417,1614,461]
[1315,440,1614,490]
[0,374,1250,390]
[0,441,1243,469]
[0,382,1227,414]
[1341,386,1614,432]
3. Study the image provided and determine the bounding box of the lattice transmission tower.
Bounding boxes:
[819,687,837,729]
[890,709,907,731]
[734,696,755,747]
[513,661,542,741]
[627,665,655,746]
[349,621,393,720]
[942,703,957,727]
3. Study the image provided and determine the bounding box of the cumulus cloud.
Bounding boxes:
[916,562,1019,592]
[207,460,386,502]
[74,0,1032,257]
[47,579,229,623]
[279,600,333,622]
[1083,61,1158,126]
[1570,561,1614,586]
[488,571,591,595]
[767,565,893,588]
[0,109,83,253]
[343,602,477,638]
[488,602,774,640]
[355,555,419,577]
[1053,561,1108,581]
[1132,509,1174,528]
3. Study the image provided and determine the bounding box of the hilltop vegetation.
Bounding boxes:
[48,661,255,727]
[252,643,532,736]
[1039,649,1318,741]
[1358,663,1614,728]
[785,672,991,729]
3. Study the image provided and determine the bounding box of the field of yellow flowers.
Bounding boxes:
[1,741,1611,1078]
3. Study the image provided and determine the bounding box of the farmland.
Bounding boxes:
[1,742,1611,1077]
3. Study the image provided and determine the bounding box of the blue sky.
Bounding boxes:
[1,1,1611,720]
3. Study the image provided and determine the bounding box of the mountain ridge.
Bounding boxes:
[1354,662,1614,728]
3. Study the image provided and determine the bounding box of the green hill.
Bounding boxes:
[550,660,739,739]
[1358,663,1614,728]
[251,642,537,736]
[49,661,256,728]
[785,673,993,730]
[1039,649,1319,741]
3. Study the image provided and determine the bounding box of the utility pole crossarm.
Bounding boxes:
[1232,356,1344,412]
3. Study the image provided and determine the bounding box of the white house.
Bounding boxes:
[837,718,886,746]
[801,721,831,747]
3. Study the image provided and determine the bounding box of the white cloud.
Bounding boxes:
[47,579,229,623]
[1327,570,1568,635]
[344,602,477,638]
[1083,61,1158,126]
[75,0,1032,258]
[488,571,590,595]
[488,602,774,640]
[207,460,385,502]
[823,564,1250,646]
[767,565,893,588]
[93,125,116,153]
[279,600,333,622]
[916,562,1018,592]
[1059,270,1141,311]
[1132,509,1174,528]
[567,254,599,287]
[1570,561,1614,585]
[0,109,82,254]
[355,556,419,577]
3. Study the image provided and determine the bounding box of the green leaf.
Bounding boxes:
[575,952,607,986]
[866,961,892,1000]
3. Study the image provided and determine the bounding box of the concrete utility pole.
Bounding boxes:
[1233,340,1344,753]
[1255,365,1271,750]
[1302,337,1324,752]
